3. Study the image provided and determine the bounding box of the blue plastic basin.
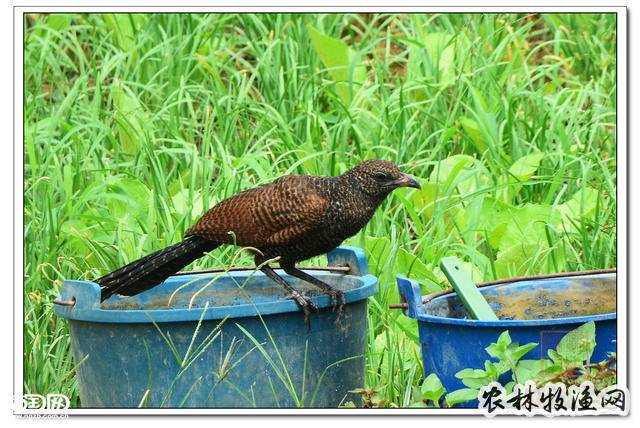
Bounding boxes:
[396,273,616,407]
[55,246,377,408]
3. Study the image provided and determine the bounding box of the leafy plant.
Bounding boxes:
[441,322,616,407]
[307,25,367,106]
[410,373,446,407]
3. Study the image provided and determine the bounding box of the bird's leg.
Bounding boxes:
[282,264,346,316]
[257,261,318,324]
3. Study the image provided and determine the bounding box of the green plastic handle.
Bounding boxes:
[439,256,498,321]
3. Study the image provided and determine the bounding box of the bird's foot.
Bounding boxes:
[325,288,346,316]
[286,291,318,327]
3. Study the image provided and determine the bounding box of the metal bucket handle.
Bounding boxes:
[53,280,102,318]
[327,245,370,277]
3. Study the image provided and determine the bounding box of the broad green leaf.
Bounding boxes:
[513,359,553,383]
[455,368,477,379]
[105,177,151,219]
[485,331,511,359]
[445,388,479,406]
[509,151,544,182]
[363,235,396,287]
[102,14,147,53]
[455,196,515,248]
[371,333,398,382]
[363,235,393,276]
[103,14,135,52]
[395,248,442,293]
[498,203,560,251]
[47,14,74,32]
[557,187,600,229]
[490,223,509,249]
[171,189,204,222]
[432,266,447,285]
[60,219,108,267]
[468,83,489,112]
[295,141,319,176]
[497,330,511,349]
[442,126,458,143]
[550,321,597,367]
[429,154,488,194]
[407,33,456,88]
[455,367,494,389]
[464,82,501,154]
[421,373,446,403]
[112,80,151,155]
[535,364,565,384]
[460,117,487,154]
[393,312,420,344]
[509,342,539,362]
[494,243,543,278]
[423,33,455,86]
[308,25,366,105]
[429,154,473,187]
[502,151,544,201]
[62,163,74,200]
[411,181,437,220]
[372,329,419,384]
[486,339,538,370]
[373,333,387,357]
[167,171,194,197]
[494,242,564,278]
[484,360,510,378]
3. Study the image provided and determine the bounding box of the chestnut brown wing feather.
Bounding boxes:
[185,176,328,247]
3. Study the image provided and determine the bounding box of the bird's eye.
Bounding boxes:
[373,172,388,181]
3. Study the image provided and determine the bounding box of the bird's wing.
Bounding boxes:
[185,176,329,247]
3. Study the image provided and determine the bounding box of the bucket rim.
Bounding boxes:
[54,246,378,323]
[413,309,616,327]
[397,273,617,327]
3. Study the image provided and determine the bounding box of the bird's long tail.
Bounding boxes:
[97,235,218,301]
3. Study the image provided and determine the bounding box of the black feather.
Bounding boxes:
[97,235,217,301]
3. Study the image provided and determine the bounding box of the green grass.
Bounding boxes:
[23,12,616,407]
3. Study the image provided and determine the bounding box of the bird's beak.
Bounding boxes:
[394,174,422,189]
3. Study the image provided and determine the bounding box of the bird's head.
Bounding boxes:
[344,160,421,198]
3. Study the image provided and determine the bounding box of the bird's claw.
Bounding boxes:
[286,292,318,328]
[328,289,346,315]
[285,291,317,309]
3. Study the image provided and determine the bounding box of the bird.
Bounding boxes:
[96,160,421,318]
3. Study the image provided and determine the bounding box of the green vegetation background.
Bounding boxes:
[24,13,616,406]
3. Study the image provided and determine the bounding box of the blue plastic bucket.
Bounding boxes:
[396,273,616,407]
[55,246,377,408]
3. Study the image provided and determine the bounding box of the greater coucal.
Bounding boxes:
[97,160,420,316]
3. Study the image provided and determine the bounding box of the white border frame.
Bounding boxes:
[12,2,628,416]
